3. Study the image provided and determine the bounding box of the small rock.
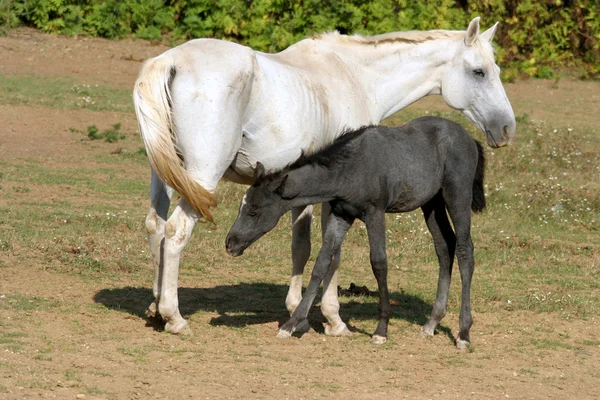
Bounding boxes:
[76,395,86,400]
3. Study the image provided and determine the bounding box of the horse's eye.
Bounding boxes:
[473,69,485,78]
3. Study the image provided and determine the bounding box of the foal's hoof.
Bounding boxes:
[370,335,387,345]
[456,339,471,352]
[295,319,311,334]
[277,329,293,339]
[324,322,352,337]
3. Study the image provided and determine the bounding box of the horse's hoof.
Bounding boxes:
[324,322,352,337]
[277,329,293,339]
[456,339,471,352]
[146,302,159,319]
[421,325,435,337]
[164,318,191,335]
[370,335,387,345]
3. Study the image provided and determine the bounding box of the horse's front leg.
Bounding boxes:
[278,212,354,338]
[145,170,173,320]
[320,202,352,337]
[365,209,391,344]
[156,198,199,334]
[285,205,313,315]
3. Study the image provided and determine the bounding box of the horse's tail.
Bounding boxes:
[471,140,486,213]
[133,55,216,223]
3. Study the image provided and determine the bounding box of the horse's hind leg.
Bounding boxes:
[285,205,313,316]
[420,193,456,337]
[145,169,173,319]
[320,202,352,337]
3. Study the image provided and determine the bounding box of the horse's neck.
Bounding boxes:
[331,37,459,121]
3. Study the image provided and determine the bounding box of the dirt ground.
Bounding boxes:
[1,28,599,399]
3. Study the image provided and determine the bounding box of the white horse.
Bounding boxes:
[134,17,515,335]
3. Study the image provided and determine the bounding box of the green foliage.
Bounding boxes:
[2,0,598,78]
[87,124,126,143]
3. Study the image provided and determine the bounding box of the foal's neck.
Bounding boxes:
[285,164,343,208]
[330,33,461,121]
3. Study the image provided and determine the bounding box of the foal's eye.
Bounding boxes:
[473,69,485,78]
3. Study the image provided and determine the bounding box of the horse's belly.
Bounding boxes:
[227,122,317,180]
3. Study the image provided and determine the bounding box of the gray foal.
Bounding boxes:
[226,116,486,350]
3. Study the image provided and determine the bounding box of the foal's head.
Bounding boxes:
[441,17,516,148]
[226,163,291,257]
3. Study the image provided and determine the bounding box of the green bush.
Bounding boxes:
[1,0,598,78]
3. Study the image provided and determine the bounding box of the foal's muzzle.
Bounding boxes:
[225,236,244,257]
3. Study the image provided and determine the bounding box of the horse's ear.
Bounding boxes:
[254,162,266,182]
[465,16,481,47]
[480,22,498,43]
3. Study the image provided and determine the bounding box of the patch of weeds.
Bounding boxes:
[442,355,468,366]
[86,386,109,396]
[11,186,30,193]
[530,338,576,350]
[0,75,133,112]
[88,369,112,377]
[0,294,54,311]
[64,368,80,381]
[519,368,539,376]
[582,339,600,346]
[0,331,27,352]
[515,113,530,124]
[0,260,7,268]
[118,346,149,363]
[87,124,126,143]
[21,380,52,390]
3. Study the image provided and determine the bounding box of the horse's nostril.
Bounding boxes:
[503,125,510,140]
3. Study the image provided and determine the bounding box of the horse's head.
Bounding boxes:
[226,163,290,257]
[441,17,516,148]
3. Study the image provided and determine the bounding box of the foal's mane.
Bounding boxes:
[291,126,371,169]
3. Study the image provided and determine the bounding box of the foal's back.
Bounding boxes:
[336,117,478,214]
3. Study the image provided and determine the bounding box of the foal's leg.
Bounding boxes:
[278,212,354,338]
[145,169,174,319]
[285,205,313,315]
[445,192,475,351]
[365,209,391,344]
[420,194,456,337]
[320,202,352,336]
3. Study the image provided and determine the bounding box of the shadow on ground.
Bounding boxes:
[94,283,453,340]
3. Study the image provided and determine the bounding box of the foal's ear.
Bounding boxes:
[480,22,499,43]
[274,174,297,200]
[465,16,481,47]
[254,162,266,182]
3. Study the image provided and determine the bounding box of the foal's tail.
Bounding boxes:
[471,140,486,212]
[133,55,216,222]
